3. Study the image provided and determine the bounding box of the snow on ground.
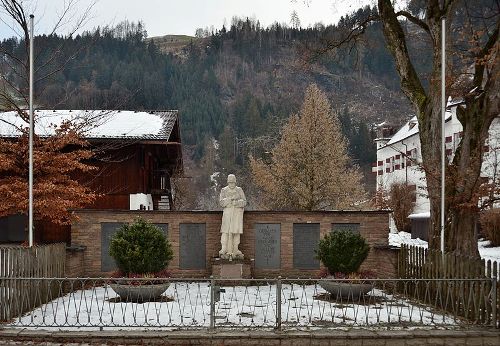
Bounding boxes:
[389,231,500,263]
[478,239,500,263]
[10,283,456,331]
[389,232,428,248]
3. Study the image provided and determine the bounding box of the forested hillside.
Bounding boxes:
[1,7,431,205]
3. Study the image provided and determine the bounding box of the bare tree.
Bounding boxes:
[376,182,416,233]
[308,0,499,256]
[0,0,95,114]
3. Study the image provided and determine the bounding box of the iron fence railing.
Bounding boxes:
[0,277,497,330]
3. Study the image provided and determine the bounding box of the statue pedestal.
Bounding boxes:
[211,258,252,282]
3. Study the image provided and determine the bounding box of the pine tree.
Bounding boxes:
[250,84,365,210]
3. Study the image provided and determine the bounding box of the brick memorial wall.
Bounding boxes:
[70,210,395,278]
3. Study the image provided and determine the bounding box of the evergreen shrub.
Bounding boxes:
[109,218,173,275]
[316,230,370,275]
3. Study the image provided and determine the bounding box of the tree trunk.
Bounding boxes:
[414,15,444,252]
[445,91,496,257]
[419,101,443,251]
[448,207,479,256]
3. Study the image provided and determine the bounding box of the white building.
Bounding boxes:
[374,101,500,233]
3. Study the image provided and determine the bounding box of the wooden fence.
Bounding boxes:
[0,243,66,322]
[398,244,499,326]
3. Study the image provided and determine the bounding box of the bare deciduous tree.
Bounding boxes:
[377,0,498,256]
[376,183,416,233]
[308,0,499,256]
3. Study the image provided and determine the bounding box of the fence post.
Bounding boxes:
[493,275,497,328]
[210,276,215,330]
[276,276,282,330]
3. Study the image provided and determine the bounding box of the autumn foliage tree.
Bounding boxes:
[0,121,97,224]
[250,84,365,210]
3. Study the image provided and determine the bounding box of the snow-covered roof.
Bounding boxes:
[408,212,430,219]
[385,116,419,146]
[447,98,465,107]
[383,111,452,147]
[0,110,178,141]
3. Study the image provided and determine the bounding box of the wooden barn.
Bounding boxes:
[0,110,183,244]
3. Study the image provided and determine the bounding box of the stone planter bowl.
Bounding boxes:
[110,283,170,302]
[319,279,373,299]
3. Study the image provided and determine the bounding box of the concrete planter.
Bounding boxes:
[319,279,372,299]
[110,283,170,302]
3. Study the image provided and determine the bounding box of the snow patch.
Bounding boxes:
[389,232,500,263]
[388,231,428,248]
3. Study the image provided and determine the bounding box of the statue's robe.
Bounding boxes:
[219,186,246,234]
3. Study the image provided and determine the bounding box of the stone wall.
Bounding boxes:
[65,246,85,278]
[71,210,393,278]
[1,329,499,345]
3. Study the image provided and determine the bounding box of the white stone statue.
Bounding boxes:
[219,174,246,260]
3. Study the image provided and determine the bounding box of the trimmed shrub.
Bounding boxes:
[109,218,173,275]
[316,230,370,275]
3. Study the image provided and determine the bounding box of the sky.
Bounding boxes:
[0,0,375,39]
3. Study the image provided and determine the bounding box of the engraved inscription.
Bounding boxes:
[332,223,360,234]
[255,224,280,269]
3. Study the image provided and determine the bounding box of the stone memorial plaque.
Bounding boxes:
[101,222,125,272]
[254,223,281,269]
[179,223,206,269]
[293,223,320,269]
[332,223,360,234]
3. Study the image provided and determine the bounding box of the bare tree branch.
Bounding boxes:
[378,0,428,109]
[396,10,430,33]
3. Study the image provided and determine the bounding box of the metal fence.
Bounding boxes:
[0,277,497,330]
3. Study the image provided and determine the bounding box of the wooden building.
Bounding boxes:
[0,110,183,244]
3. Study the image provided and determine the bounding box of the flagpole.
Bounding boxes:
[29,14,34,247]
[440,16,446,255]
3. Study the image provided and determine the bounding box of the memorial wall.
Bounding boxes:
[71,210,394,278]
